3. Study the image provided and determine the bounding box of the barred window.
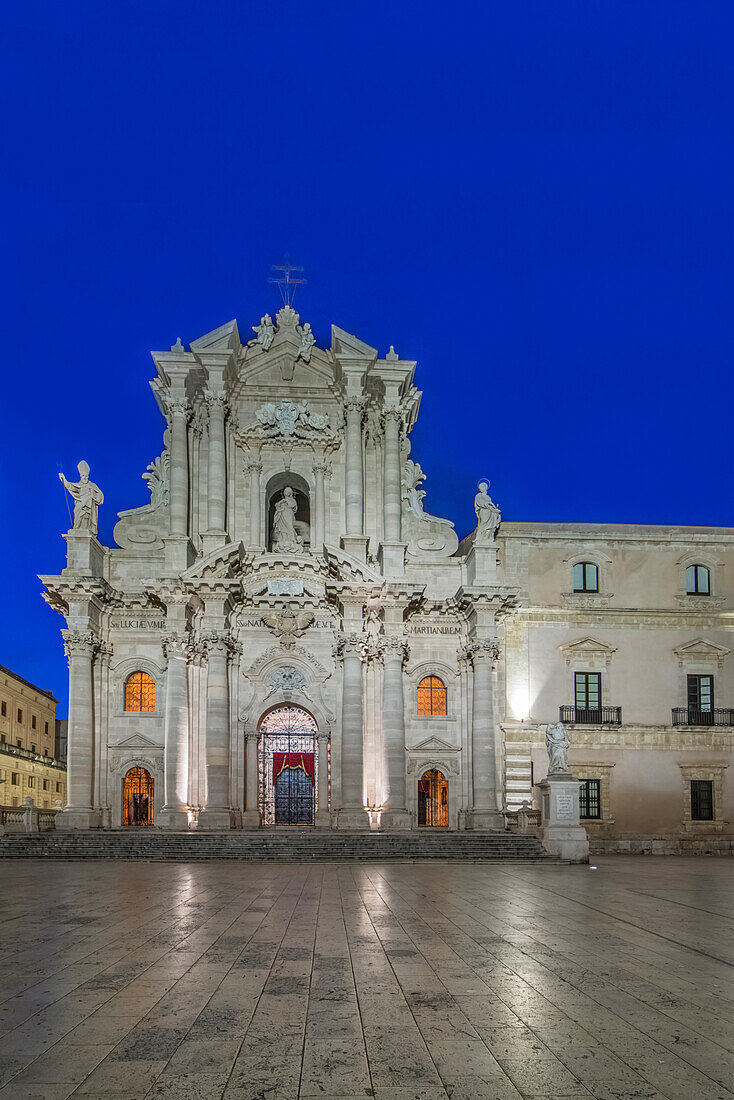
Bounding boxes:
[579,779,601,819]
[691,780,714,821]
[417,676,447,716]
[124,672,156,712]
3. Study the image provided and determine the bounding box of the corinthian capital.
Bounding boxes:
[168,398,191,420]
[199,630,239,658]
[461,638,500,666]
[161,631,192,660]
[343,396,367,419]
[334,632,362,660]
[204,389,229,412]
[382,636,409,666]
[61,629,99,660]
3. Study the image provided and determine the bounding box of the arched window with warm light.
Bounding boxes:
[686,564,710,595]
[417,676,447,716]
[124,671,156,712]
[572,561,598,593]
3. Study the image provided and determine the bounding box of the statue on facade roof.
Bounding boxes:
[474,480,501,543]
[252,313,275,350]
[296,321,316,363]
[59,461,104,535]
[545,722,570,774]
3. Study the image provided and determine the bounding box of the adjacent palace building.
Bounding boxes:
[41,305,734,852]
[0,665,67,810]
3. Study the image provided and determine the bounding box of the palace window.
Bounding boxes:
[579,779,601,819]
[417,676,447,716]
[687,674,714,724]
[124,671,156,712]
[27,777,34,788]
[11,773,18,785]
[0,701,6,716]
[574,672,601,715]
[44,721,49,735]
[686,564,710,595]
[17,709,22,723]
[16,739,21,747]
[56,782,61,793]
[42,779,48,791]
[31,715,36,730]
[31,744,35,753]
[690,780,714,821]
[572,562,598,593]
[0,734,4,743]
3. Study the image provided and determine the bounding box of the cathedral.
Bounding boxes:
[41,304,734,852]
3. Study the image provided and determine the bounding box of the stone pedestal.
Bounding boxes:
[340,535,369,562]
[378,541,405,578]
[465,544,498,585]
[242,732,261,828]
[164,535,195,573]
[63,533,105,575]
[537,774,589,863]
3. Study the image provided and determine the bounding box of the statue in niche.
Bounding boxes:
[474,480,501,543]
[363,591,383,642]
[252,313,275,350]
[545,722,570,774]
[272,487,308,554]
[59,461,104,534]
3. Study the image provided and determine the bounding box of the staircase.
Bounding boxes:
[0,830,554,862]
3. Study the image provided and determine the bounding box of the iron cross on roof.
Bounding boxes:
[268,255,306,306]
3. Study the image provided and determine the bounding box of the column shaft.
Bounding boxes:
[206,394,227,532]
[243,733,260,827]
[169,402,189,537]
[469,640,502,827]
[198,638,232,829]
[344,400,364,537]
[380,642,409,828]
[313,463,326,551]
[382,409,402,543]
[66,649,94,811]
[335,637,369,828]
[248,463,262,548]
[161,637,190,827]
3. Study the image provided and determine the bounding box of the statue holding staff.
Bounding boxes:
[58,461,104,534]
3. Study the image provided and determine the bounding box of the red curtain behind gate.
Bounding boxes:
[273,752,315,785]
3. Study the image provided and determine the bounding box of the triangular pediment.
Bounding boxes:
[189,319,241,352]
[112,733,160,750]
[673,638,730,666]
[410,736,459,753]
[559,637,616,666]
[331,325,378,362]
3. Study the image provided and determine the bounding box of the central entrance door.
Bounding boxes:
[258,706,318,825]
[123,766,154,826]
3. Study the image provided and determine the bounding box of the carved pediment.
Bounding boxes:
[409,736,459,753]
[673,638,730,668]
[182,542,250,580]
[110,733,161,751]
[559,637,617,667]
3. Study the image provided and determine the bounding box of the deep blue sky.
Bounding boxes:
[2,1,732,710]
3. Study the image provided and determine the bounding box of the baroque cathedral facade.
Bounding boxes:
[41,305,734,851]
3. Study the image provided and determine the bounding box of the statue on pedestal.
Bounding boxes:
[474,480,501,543]
[59,461,104,535]
[545,722,570,774]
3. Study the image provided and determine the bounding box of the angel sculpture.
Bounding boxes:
[253,313,275,350]
[296,321,316,363]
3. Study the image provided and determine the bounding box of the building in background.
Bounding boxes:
[40,304,734,851]
[0,665,67,809]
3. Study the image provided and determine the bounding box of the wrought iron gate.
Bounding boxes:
[258,706,318,826]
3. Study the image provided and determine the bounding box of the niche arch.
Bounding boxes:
[265,472,311,552]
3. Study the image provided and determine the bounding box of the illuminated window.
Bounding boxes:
[686,564,710,595]
[124,671,156,712]
[417,676,447,716]
[572,562,598,592]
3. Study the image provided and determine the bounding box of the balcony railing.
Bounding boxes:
[559,705,622,726]
[672,708,734,727]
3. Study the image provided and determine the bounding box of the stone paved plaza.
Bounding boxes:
[0,858,732,1099]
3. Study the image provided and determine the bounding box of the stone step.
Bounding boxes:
[0,830,554,862]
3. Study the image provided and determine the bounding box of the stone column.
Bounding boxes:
[312,460,329,553]
[466,639,504,830]
[243,730,260,828]
[168,399,190,537]
[198,633,234,830]
[382,407,402,543]
[246,461,263,549]
[315,733,331,827]
[380,637,411,830]
[57,630,100,830]
[159,632,191,830]
[344,398,366,538]
[334,633,369,829]
[205,390,227,537]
